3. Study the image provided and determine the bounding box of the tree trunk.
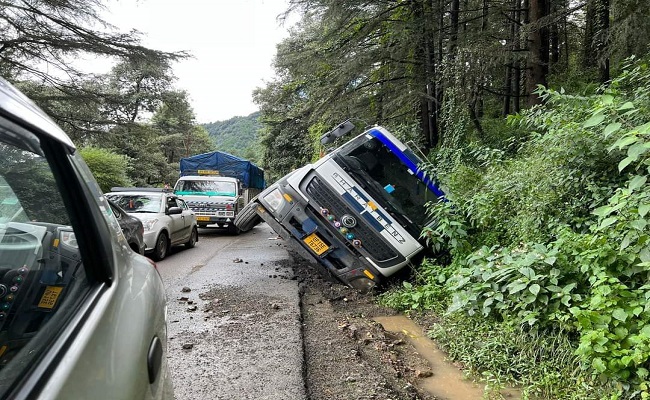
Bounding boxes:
[526,0,550,106]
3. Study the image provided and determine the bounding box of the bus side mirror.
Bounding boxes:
[320,120,355,144]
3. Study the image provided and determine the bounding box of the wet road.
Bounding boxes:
[154,223,306,400]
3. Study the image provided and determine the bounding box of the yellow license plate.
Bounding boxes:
[196,216,211,222]
[304,233,329,256]
[38,286,63,309]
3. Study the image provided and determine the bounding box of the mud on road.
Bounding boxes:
[295,258,437,400]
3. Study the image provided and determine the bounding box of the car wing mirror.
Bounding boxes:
[168,207,183,215]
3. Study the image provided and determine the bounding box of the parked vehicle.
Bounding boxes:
[235,121,445,292]
[174,151,265,234]
[0,77,173,398]
[105,189,198,261]
[108,199,145,255]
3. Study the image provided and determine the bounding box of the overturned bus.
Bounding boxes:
[234,121,445,292]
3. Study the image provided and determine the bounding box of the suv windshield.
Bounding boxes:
[105,194,162,213]
[334,136,436,236]
[174,180,236,197]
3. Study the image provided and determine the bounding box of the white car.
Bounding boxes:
[105,189,198,260]
[0,77,173,398]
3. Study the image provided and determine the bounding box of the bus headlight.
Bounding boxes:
[263,188,284,212]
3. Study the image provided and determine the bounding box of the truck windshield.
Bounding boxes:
[334,136,437,236]
[174,180,237,197]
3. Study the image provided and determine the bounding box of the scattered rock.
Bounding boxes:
[182,343,194,350]
[181,286,191,293]
[187,305,198,312]
[233,258,243,263]
[416,370,433,378]
[178,296,189,302]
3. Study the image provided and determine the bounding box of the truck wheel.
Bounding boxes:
[152,232,169,261]
[234,201,262,232]
[185,227,198,248]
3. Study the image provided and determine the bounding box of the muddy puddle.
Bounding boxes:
[374,315,521,400]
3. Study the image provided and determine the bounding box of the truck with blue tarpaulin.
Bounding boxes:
[174,151,265,234]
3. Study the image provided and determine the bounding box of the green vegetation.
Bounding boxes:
[78,147,131,193]
[380,60,650,398]
[202,112,264,165]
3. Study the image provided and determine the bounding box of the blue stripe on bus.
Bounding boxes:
[362,212,385,231]
[342,192,364,212]
[367,129,446,199]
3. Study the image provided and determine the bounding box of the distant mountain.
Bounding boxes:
[201,112,264,165]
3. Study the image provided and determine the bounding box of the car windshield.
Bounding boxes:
[105,194,162,213]
[174,180,237,197]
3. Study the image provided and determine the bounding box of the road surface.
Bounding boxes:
[155,223,306,400]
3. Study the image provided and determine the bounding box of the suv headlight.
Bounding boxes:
[263,188,285,212]
[142,218,159,232]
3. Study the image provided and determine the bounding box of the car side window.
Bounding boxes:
[177,198,188,210]
[167,197,178,210]
[0,134,92,396]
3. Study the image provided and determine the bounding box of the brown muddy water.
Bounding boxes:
[374,315,522,400]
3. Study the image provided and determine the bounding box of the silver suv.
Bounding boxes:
[0,78,173,399]
[105,189,199,260]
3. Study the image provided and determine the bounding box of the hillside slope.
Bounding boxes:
[201,112,263,164]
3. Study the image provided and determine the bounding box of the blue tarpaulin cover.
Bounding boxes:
[179,151,266,189]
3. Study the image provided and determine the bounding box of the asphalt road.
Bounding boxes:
[154,223,306,400]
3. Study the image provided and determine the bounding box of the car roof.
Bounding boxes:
[106,191,167,197]
[0,77,75,150]
[177,176,238,181]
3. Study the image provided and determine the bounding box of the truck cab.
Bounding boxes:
[238,123,445,292]
[173,174,242,233]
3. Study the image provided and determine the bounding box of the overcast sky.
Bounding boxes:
[103,0,293,123]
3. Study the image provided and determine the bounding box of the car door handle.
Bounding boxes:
[147,336,163,384]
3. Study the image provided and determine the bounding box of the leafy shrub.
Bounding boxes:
[378,259,455,315]
[79,147,131,192]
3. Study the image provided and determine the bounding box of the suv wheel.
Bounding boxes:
[152,232,169,261]
[186,227,198,248]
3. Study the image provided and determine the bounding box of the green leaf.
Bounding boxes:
[508,282,528,294]
[519,267,535,279]
[611,135,639,150]
[639,204,650,218]
[583,113,605,128]
[629,175,648,191]
[618,102,635,111]
[601,94,614,105]
[593,205,613,217]
[612,308,628,322]
[631,219,647,231]
[619,156,634,172]
[603,122,622,137]
[628,143,648,160]
[599,217,618,229]
[544,256,557,265]
[592,358,607,373]
[529,284,541,296]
